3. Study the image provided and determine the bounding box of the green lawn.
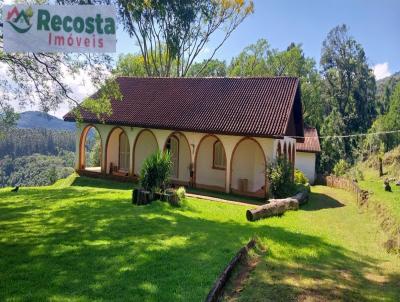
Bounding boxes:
[225,186,400,301]
[358,171,400,227]
[1,175,399,301]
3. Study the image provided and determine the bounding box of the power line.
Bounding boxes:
[290,129,400,140]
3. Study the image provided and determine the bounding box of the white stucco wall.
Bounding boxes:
[134,130,159,176]
[174,133,191,182]
[106,127,123,173]
[231,139,265,193]
[195,135,226,189]
[295,152,316,184]
[75,123,291,194]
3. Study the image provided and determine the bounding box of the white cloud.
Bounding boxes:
[373,62,392,80]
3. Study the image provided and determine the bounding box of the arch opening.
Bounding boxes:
[195,135,226,191]
[164,132,191,184]
[231,138,266,198]
[79,125,102,173]
[133,129,159,177]
[105,127,131,175]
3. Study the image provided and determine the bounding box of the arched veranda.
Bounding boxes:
[105,127,131,175]
[231,138,266,198]
[164,132,191,184]
[133,129,159,177]
[79,125,102,173]
[194,135,226,191]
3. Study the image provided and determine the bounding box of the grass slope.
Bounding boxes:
[226,186,400,301]
[1,176,399,301]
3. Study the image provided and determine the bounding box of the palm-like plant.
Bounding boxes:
[140,151,172,192]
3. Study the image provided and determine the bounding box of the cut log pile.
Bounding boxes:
[246,187,310,222]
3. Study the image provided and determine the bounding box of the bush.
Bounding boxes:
[332,159,350,177]
[176,186,186,201]
[294,169,308,184]
[348,166,364,181]
[266,157,295,198]
[140,151,172,192]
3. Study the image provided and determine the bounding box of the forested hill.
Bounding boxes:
[17,111,75,131]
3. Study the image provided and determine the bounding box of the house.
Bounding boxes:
[64,77,305,198]
[295,126,321,184]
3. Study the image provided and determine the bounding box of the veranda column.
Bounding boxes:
[219,135,238,194]
[99,125,112,175]
[75,124,84,171]
[225,155,232,193]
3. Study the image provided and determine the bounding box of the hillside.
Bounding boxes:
[17,111,75,131]
[376,72,400,113]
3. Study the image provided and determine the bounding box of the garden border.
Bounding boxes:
[205,238,256,302]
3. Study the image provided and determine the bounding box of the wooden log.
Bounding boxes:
[205,239,256,302]
[246,189,309,222]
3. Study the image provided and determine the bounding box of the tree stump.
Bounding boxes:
[132,188,139,204]
[379,157,383,177]
[384,179,392,192]
[133,189,152,205]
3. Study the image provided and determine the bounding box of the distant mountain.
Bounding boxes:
[377,71,400,87]
[17,111,75,131]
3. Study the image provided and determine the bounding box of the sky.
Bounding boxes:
[5,0,400,117]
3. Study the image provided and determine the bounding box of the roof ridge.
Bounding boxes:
[116,76,300,80]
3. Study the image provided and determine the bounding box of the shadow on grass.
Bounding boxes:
[0,179,399,301]
[186,187,265,205]
[71,176,136,190]
[302,192,345,211]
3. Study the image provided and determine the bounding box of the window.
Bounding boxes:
[213,141,226,169]
[119,132,130,172]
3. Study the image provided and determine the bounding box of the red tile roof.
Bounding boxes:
[296,126,321,153]
[64,77,302,138]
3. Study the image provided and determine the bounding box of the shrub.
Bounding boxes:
[294,169,308,184]
[348,166,364,181]
[332,159,350,177]
[176,186,186,201]
[266,157,295,198]
[140,151,172,192]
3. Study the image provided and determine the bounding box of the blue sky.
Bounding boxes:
[116,0,400,79]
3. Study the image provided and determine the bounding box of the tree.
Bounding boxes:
[321,25,376,134]
[187,59,227,77]
[371,83,400,151]
[228,39,270,76]
[114,0,254,77]
[0,105,18,138]
[113,54,147,77]
[228,39,323,127]
[320,25,377,169]
[319,108,346,173]
[88,132,101,167]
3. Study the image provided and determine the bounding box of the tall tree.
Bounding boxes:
[187,59,227,77]
[113,54,147,77]
[369,83,400,151]
[228,39,322,127]
[320,25,377,169]
[320,25,376,134]
[114,0,254,77]
[228,39,269,76]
